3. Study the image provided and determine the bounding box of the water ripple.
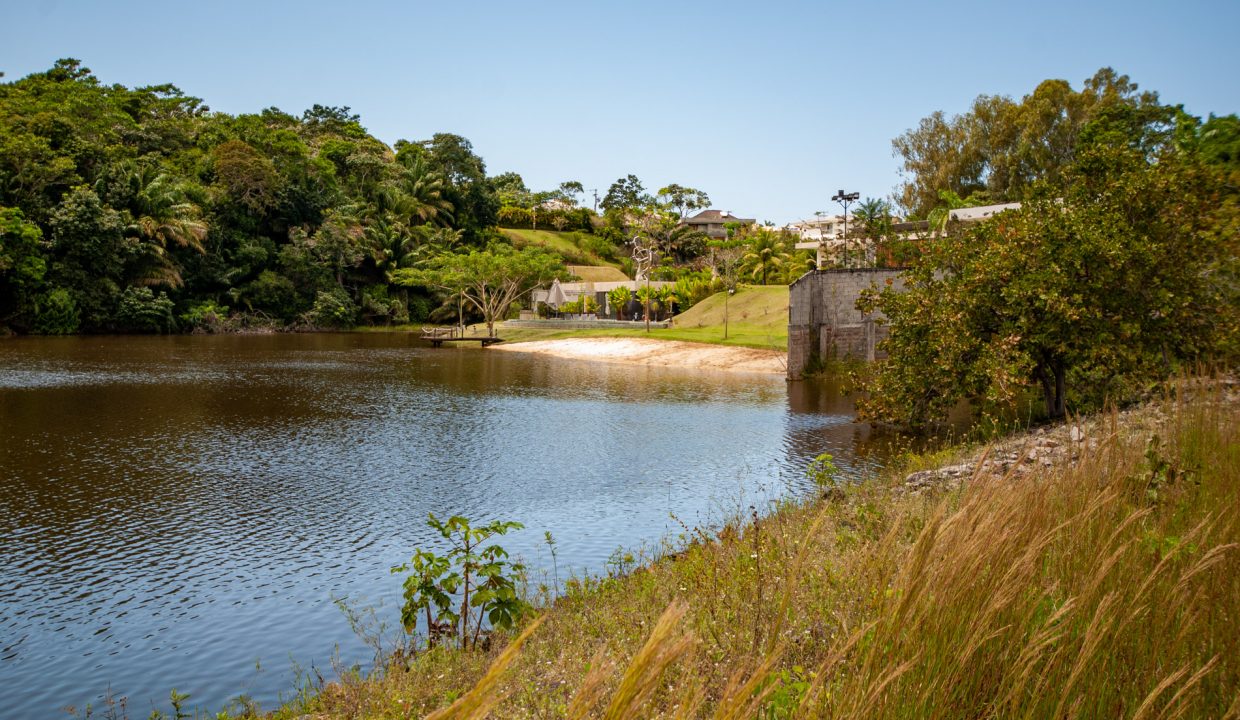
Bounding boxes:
[0,333,885,717]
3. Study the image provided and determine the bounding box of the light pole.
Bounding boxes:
[832,189,860,268]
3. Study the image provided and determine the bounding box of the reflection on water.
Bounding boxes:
[0,334,889,716]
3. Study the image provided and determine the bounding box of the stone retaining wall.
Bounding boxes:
[787,269,905,379]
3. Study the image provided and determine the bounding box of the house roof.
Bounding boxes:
[684,209,756,224]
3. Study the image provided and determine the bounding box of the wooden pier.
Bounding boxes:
[422,327,504,348]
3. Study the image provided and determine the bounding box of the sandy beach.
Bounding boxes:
[491,337,787,374]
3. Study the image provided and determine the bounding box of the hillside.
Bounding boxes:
[499,228,624,270]
[566,265,629,282]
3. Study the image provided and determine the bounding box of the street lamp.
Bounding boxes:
[831,189,860,268]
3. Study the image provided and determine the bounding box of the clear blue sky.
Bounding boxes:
[3,0,1237,224]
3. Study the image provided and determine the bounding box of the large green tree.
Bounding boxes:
[0,207,46,328]
[392,244,566,337]
[860,141,1234,427]
[892,68,1170,217]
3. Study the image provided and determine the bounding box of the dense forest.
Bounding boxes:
[0,59,626,334]
[3,61,1237,341]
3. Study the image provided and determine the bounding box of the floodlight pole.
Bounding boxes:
[831,190,860,268]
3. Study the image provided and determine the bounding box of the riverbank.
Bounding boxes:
[491,336,787,374]
[259,377,1239,719]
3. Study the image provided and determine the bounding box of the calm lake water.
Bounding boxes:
[0,334,891,717]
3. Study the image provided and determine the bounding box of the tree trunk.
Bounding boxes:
[1053,361,1067,419]
[1038,364,1055,420]
[1038,358,1068,419]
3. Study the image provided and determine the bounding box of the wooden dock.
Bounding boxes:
[422,327,503,348]
[427,336,503,348]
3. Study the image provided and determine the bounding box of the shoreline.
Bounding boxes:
[282,378,1239,719]
[490,336,788,374]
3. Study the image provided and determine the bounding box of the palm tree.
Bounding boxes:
[742,232,787,285]
[853,197,893,267]
[114,163,208,287]
[394,155,454,226]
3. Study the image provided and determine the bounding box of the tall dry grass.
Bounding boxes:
[291,381,1238,719]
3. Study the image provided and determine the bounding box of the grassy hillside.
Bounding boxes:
[266,382,1240,719]
[566,265,629,282]
[500,228,623,270]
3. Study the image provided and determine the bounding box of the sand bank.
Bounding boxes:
[491,337,786,374]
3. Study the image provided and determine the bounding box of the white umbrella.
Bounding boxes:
[546,279,568,309]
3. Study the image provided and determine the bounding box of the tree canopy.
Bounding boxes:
[862,127,1238,427]
[392,244,566,337]
[0,59,543,334]
[892,68,1173,218]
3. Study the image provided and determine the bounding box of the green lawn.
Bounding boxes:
[364,285,789,351]
[500,285,789,351]
[565,265,628,282]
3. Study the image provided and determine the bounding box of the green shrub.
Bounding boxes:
[405,293,431,323]
[309,287,357,328]
[244,270,300,321]
[179,300,229,332]
[608,285,632,317]
[115,286,176,333]
[33,288,80,335]
[391,514,530,651]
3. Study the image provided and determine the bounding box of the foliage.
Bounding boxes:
[308,287,357,328]
[496,205,593,232]
[32,287,79,334]
[179,300,229,332]
[0,206,46,329]
[392,514,530,652]
[393,243,566,336]
[860,141,1235,427]
[114,286,175,333]
[741,228,788,285]
[608,286,632,319]
[672,272,720,310]
[893,67,1176,217]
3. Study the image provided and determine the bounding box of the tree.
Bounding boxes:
[404,134,498,242]
[491,171,530,207]
[393,243,566,337]
[115,163,208,287]
[46,186,130,330]
[391,514,529,651]
[557,180,584,206]
[392,153,454,226]
[656,183,711,219]
[710,227,746,340]
[892,68,1170,217]
[741,228,787,285]
[601,174,650,213]
[0,207,46,329]
[210,140,282,214]
[859,142,1232,428]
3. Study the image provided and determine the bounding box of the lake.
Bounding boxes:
[0,333,890,717]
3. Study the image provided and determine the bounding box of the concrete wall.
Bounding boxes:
[787,269,905,379]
